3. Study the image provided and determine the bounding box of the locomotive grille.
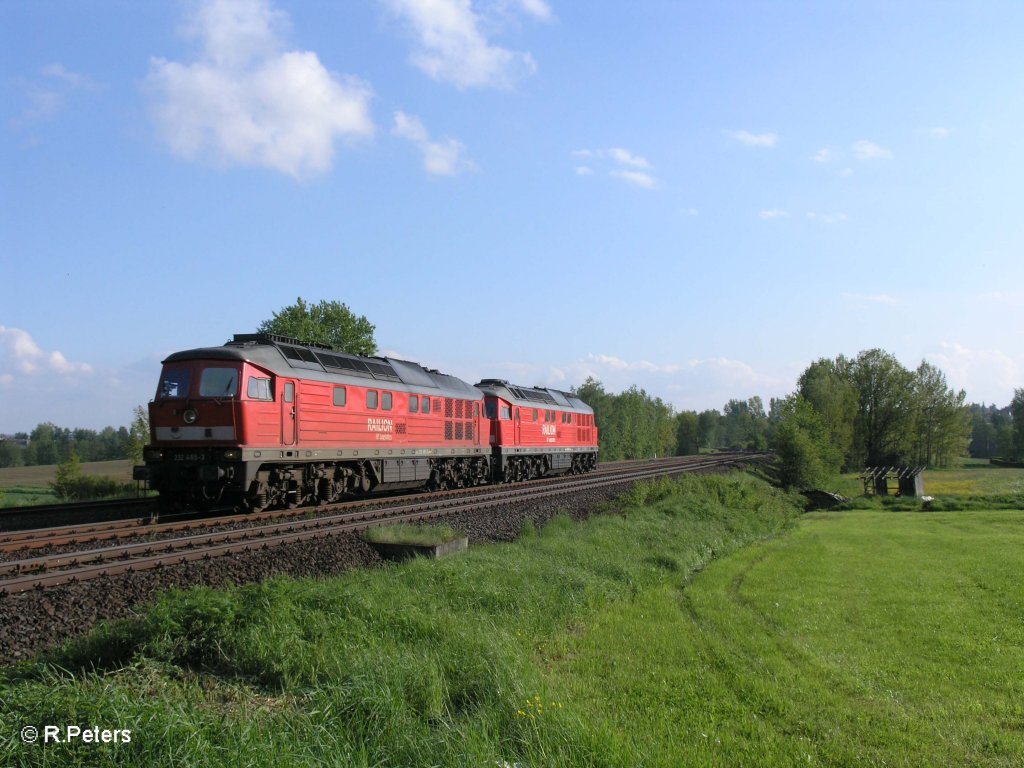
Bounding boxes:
[445,398,453,418]
[455,422,463,440]
[465,423,473,441]
[396,423,407,435]
[455,400,464,418]
[433,398,441,413]
[445,421,453,440]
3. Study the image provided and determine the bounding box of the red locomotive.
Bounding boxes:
[136,333,598,512]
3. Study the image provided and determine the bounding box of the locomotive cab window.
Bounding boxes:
[159,368,191,399]
[199,367,239,397]
[485,401,497,419]
[247,377,273,401]
[501,406,511,420]
[423,397,431,414]
[367,391,378,410]
[533,409,538,422]
[333,387,347,407]
[410,395,419,413]
[284,382,295,403]
[382,392,392,411]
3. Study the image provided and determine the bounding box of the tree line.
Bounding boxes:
[0,407,149,468]
[5,295,1022,493]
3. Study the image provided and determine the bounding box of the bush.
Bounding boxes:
[50,450,135,501]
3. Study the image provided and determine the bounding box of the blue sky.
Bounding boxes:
[2,0,1022,433]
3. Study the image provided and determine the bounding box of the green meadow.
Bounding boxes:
[1,470,1022,767]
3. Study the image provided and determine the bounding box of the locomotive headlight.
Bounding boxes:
[222,449,242,460]
[143,448,164,461]
[183,409,198,424]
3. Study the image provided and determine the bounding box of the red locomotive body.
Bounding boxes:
[141,334,489,511]
[137,333,598,512]
[475,379,598,481]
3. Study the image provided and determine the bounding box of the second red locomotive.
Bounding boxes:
[136,333,598,512]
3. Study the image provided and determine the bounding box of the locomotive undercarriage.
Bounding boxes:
[500,451,598,482]
[153,454,494,514]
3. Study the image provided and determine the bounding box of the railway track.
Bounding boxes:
[0,455,717,554]
[0,497,155,533]
[0,453,764,595]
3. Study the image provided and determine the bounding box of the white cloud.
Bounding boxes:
[383,0,540,89]
[813,148,832,163]
[806,211,848,224]
[573,147,657,188]
[606,147,651,169]
[929,126,951,138]
[759,209,788,220]
[610,169,656,189]
[838,167,854,177]
[392,111,477,175]
[41,63,97,90]
[852,139,892,160]
[11,62,98,129]
[509,0,552,20]
[926,342,1020,405]
[729,130,778,148]
[0,327,92,377]
[146,0,374,179]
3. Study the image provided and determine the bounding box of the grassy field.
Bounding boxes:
[0,460,136,507]
[545,508,1024,766]
[832,458,1024,499]
[1,472,1022,766]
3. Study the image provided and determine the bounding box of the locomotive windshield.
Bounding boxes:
[199,367,239,397]
[158,368,191,399]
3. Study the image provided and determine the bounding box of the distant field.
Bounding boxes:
[0,460,136,488]
[833,458,1024,498]
[0,460,137,506]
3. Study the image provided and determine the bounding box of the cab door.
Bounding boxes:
[281,379,297,445]
[514,407,521,444]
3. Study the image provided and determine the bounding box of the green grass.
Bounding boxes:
[544,509,1024,766]
[0,460,142,507]
[0,473,798,767]
[831,458,1024,504]
[2,473,1022,766]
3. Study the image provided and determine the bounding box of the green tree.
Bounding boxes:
[128,405,151,465]
[770,395,842,489]
[797,357,858,469]
[28,423,59,465]
[675,411,700,455]
[1011,388,1024,461]
[259,297,377,356]
[968,405,999,458]
[909,362,969,467]
[0,440,24,468]
[697,409,720,450]
[52,449,84,500]
[851,349,915,466]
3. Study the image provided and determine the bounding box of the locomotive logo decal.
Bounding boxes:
[541,424,557,436]
[367,418,394,433]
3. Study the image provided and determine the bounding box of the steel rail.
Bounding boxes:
[0,454,731,552]
[0,453,766,593]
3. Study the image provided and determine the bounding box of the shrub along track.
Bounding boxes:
[0,453,766,664]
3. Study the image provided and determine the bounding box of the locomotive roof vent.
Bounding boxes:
[231,332,333,350]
